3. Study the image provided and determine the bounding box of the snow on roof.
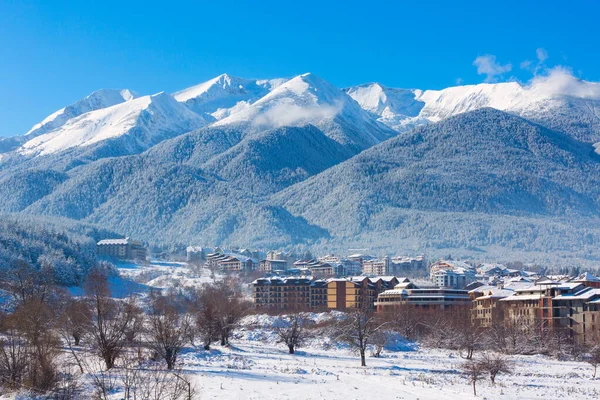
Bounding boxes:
[97,238,130,245]
[378,289,409,296]
[575,272,600,282]
[378,276,399,282]
[470,285,515,298]
[186,246,204,252]
[500,294,544,301]
[554,288,600,300]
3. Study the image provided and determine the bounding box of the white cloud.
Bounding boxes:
[528,66,600,99]
[536,48,549,63]
[473,55,512,82]
[520,60,533,70]
[521,48,549,75]
[252,100,343,128]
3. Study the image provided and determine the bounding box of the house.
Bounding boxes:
[97,237,147,261]
[206,251,257,272]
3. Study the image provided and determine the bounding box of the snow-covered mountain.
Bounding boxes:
[344,83,426,131]
[215,73,396,152]
[17,92,206,156]
[0,89,138,154]
[26,88,138,138]
[3,70,600,262]
[174,73,287,121]
[346,69,600,142]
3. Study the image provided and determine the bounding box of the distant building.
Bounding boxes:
[389,255,425,274]
[206,251,258,272]
[362,257,390,275]
[259,259,288,273]
[469,285,514,328]
[253,277,316,310]
[252,275,397,310]
[430,260,477,289]
[97,237,147,261]
[375,282,471,317]
[186,246,206,262]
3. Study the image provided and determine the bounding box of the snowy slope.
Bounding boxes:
[215,73,396,151]
[25,89,138,138]
[174,73,287,121]
[347,69,600,141]
[18,92,206,156]
[344,83,426,131]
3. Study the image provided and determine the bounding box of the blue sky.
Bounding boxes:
[1,0,599,136]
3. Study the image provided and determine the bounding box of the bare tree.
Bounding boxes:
[449,320,485,360]
[386,305,422,341]
[0,316,28,389]
[212,280,252,347]
[131,363,197,400]
[461,359,486,396]
[0,259,54,305]
[0,300,61,392]
[336,307,388,367]
[191,285,221,350]
[478,352,512,385]
[273,313,310,354]
[147,294,192,370]
[370,328,391,358]
[83,268,137,369]
[586,345,600,378]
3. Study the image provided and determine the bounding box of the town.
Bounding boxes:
[99,238,600,348]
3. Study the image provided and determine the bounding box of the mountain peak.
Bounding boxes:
[25,88,138,138]
[18,92,206,157]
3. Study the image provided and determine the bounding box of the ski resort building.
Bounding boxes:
[375,285,471,317]
[96,237,147,261]
[429,260,477,289]
[252,276,398,310]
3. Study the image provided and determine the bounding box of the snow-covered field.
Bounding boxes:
[108,262,600,399]
[115,260,222,290]
[165,314,597,400]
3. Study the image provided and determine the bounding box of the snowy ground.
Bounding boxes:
[7,261,599,399]
[107,262,600,399]
[173,317,600,400]
[115,260,222,290]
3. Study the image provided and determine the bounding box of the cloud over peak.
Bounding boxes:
[473,55,513,82]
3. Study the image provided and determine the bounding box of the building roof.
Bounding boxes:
[97,238,130,245]
[500,294,544,301]
[554,288,600,301]
[574,272,600,283]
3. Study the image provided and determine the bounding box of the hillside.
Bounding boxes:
[0,72,600,263]
[275,108,600,260]
[0,215,118,286]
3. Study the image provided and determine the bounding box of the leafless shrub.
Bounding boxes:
[273,313,311,354]
[335,307,388,367]
[461,359,486,396]
[585,345,600,378]
[478,352,512,385]
[127,362,197,400]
